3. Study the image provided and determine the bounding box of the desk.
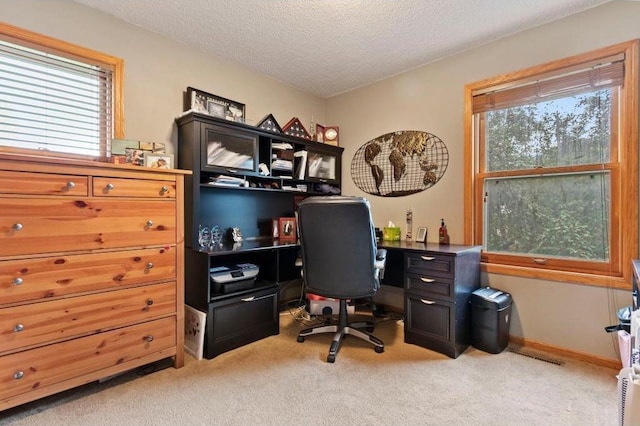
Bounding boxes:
[378,241,481,358]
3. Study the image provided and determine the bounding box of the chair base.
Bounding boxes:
[297,299,384,363]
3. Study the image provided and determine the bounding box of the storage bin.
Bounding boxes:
[470,287,512,354]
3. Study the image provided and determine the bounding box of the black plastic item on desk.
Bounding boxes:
[470,287,513,354]
[604,305,633,333]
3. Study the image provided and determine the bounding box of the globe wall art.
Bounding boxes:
[350,130,449,197]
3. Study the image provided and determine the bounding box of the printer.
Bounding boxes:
[210,263,259,294]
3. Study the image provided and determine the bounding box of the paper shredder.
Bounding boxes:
[470,287,512,354]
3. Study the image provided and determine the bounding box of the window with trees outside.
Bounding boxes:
[0,22,123,159]
[464,40,638,288]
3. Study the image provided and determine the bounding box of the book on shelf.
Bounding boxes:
[293,150,308,180]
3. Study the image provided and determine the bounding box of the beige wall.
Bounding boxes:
[327,1,640,361]
[2,0,326,156]
[3,0,638,361]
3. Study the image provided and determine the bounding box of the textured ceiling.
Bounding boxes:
[72,0,611,98]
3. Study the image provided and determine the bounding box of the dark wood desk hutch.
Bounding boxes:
[176,112,343,358]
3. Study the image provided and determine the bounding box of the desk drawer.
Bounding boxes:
[405,273,453,301]
[406,253,455,278]
[0,282,176,354]
[0,247,176,305]
[404,292,454,352]
[0,198,176,256]
[93,177,175,198]
[0,316,176,401]
[0,171,88,196]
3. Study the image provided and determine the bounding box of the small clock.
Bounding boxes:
[324,126,339,146]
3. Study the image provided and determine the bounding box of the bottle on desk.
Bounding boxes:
[439,218,450,245]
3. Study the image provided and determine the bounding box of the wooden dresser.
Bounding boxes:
[0,152,189,411]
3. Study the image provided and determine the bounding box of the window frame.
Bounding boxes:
[0,22,124,159]
[464,40,638,288]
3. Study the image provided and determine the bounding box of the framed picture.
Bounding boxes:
[278,217,297,240]
[416,226,428,243]
[187,87,245,123]
[315,124,325,142]
[125,148,148,166]
[144,153,173,169]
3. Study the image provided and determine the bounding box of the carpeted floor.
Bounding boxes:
[0,309,620,425]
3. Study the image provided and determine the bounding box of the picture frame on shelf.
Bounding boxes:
[144,153,173,169]
[416,226,428,243]
[278,217,297,241]
[186,86,246,123]
[315,124,325,143]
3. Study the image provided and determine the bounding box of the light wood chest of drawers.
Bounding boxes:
[0,153,189,411]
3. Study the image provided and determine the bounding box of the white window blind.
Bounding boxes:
[0,39,113,157]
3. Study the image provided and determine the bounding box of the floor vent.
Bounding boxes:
[507,347,565,366]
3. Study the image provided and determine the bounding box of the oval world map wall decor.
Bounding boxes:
[351,130,449,197]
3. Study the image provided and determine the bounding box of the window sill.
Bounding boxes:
[481,262,630,289]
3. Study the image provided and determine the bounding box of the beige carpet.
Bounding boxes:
[1,310,619,425]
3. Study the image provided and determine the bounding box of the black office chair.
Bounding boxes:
[296,196,386,362]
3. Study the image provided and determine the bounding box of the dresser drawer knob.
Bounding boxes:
[420,256,435,261]
[160,186,169,194]
[146,262,154,270]
[14,324,24,332]
[420,277,435,283]
[146,299,154,306]
[105,183,115,191]
[66,181,75,189]
[12,223,23,231]
[144,335,154,343]
[146,220,154,228]
[13,277,23,286]
[13,371,24,380]
[420,299,436,305]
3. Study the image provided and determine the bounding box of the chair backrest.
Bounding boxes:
[297,196,378,299]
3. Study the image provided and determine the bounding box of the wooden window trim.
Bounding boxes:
[464,40,638,289]
[0,21,124,157]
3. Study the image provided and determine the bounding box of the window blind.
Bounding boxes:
[0,39,113,157]
[472,55,624,113]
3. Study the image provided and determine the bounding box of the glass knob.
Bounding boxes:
[145,335,154,342]
[146,299,154,306]
[13,371,24,380]
[12,223,23,231]
[106,183,114,191]
[13,277,23,286]
[66,181,75,189]
[14,324,24,332]
[146,262,154,270]
[161,186,169,194]
[146,220,154,228]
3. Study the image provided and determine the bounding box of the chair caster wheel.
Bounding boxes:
[327,354,336,363]
[297,336,305,343]
[375,346,384,354]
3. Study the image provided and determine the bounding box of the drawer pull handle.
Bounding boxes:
[420,277,435,283]
[14,324,24,332]
[144,335,154,343]
[13,277,23,286]
[420,299,436,305]
[532,258,548,265]
[105,183,115,191]
[13,371,24,380]
[420,256,435,261]
[146,262,154,270]
[66,181,75,189]
[241,296,255,302]
[146,219,154,228]
[160,186,169,194]
[146,299,154,306]
[12,223,23,231]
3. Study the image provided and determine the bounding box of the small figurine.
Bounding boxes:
[439,218,450,245]
[232,227,244,242]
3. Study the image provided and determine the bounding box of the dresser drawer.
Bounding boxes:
[406,252,455,278]
[405,273,454,301]
[0,170,88,196]
[93,177,175,198]
[0,282,176,354]
[0,247,176,305]
[0,316,176,401]
[0,198,176,256]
